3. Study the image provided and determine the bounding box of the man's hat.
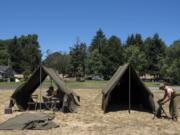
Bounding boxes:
[49,86,54,90]
[47,86,54,92]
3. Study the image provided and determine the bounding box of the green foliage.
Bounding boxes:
[104,36,123,64]
[124,46,147,75]
[167,58,180,84]
[69,42,87,78]
[0,40,10,65]
[0,48,9,65]
[134,34,143,47]
[102,36,124,79]
[126,34,135,46]
[88,33,124,79]
[161,41,180,84]
[126,33,143,47]
[144,33,166,77]
[23,70,31,81]
[12,35,41,73]
[1,35,41,74]
[44,52,70,76]
[165,40,180,63]
[7,36,24,73]
[87,29,107,77]
[1,30,180,84]
[87,49,104,75]
[89,28,107,53]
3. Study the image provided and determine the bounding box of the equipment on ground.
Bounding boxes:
[153,100,168,119]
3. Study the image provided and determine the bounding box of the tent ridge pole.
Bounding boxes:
[129,66,131,114]
[39,65,42,112]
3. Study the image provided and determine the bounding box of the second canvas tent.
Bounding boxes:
[102,63,155,113]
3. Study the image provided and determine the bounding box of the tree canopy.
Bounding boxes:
[44,51,70,76]
[0,34,41,74]
[0,30,180,84]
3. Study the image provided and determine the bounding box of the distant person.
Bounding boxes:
[43,86,55,101]
[158,83,178,120]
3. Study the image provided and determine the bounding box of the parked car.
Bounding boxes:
[91,74,104,80]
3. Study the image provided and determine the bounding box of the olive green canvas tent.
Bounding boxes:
[10,65,80,113]
[102,64,155,113]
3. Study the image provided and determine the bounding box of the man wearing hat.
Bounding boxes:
[46,86,54,97]
[43,86,55,101]
[158,83,178,120]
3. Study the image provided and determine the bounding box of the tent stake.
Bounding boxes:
[128,66,131,114]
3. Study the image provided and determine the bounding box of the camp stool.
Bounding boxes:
[27,95,38,111]
[42,96,52,110]
[50,97,61,112]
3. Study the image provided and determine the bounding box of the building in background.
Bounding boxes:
[0,65,15,82]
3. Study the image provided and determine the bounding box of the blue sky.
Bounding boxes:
[0,0,180,54]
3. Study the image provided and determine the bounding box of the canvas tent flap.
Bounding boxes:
[42,66,73,94]
[102,63,155,113]
[0,113,59,130]
[10,65,80,112]
[102,64,129,95]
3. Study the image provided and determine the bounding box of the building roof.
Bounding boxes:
[0,65,15,75]
[0,65,9,73]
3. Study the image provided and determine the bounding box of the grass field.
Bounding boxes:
[0,89,179,135]
[0,80,162,90]
[0,79,180,134]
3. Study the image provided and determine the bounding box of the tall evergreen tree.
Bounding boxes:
[89,28,107,53]
[161,40,180,84]
[126,34,135,46]
[7,35,41,73]
[134,33,143,47]
[0,40,9,65]
[69,41,87,77]
[7,36,24,73]
[124,46,147,75]
[144,33,166,78]
[19,34,41,73]
[102,36,124,78]
[126,33,143,47]
[87,29,107,78]
[87,49,104,75]
[44,52,70,76]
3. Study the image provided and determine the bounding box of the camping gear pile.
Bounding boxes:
[0,113,58,130]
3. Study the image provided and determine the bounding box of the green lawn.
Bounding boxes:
[144,81,160,87]
[64,80,108,89]
[0,80,162,90]
[65,80,161,89]
[0,81,22,87]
